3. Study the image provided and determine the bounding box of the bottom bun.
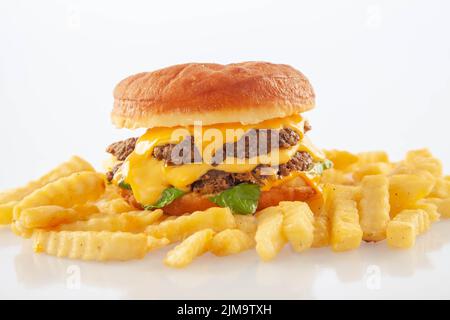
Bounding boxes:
[162,185,317,216]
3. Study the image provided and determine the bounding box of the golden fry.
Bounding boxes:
[0,156,94,205]
[234,214,257,236]
[210,229,255,256]
[428,178,450,199]
[405,149,442,178]
[359,175,390,241]
[320,169,353,185]
[312,215,329,248]
[307,195,330,248]
[33,230,168,261]
[146,207,235,243]
[102,184,123,200]
[14,171,105,220]
[387,209,430,249]
[255,206,286,261]
[327,184,362,252]
[57,209,163,232]
[95,198,134,214]
[352,162,392,182]
[389,174,435,216]
[20,205,92,229]
[164,229,214,268]
[327,184,360,202]
[330,199,362,252]
[11,220,33,238]
[356,151,389,164]
[279,201,314,252]
[412,199,440,222]
[72,203,100,216]
[424,198,450,218]
[324,150,358,170]
[0,201,17,225]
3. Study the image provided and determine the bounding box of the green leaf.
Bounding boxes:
[118,180,132,190]
[144,187,185,210]
[308,160,333,175]
[323,159,333,170]
[209,183,261,215]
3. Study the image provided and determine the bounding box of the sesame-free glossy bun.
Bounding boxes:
[112,61,315,129]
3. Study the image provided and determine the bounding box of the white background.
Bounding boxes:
[1,0,449,299]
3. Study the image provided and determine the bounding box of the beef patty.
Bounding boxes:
[105,122,312,183]
[106,137,138,161]
[191,151,313,194]
[152,128,301,165]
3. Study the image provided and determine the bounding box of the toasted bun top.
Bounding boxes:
[112,61,315,128]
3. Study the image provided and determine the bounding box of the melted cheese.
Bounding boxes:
[122,114,324,206]
[261,171,322,195]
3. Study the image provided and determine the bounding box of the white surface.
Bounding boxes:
[1,0,450,299]
[1,221,450,299]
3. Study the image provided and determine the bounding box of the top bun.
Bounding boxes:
[112,61,315,128]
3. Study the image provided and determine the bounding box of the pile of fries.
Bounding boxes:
[0,149,449,268]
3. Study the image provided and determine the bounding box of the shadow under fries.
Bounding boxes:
[10,220,450,299]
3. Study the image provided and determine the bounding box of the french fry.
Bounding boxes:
[389,174,435,216]
[357,151,389,164]
[279,201,314,252]
[0,156,94,205]
[11,220,33,238]
[320,168,353,185]
[210,229,255,256]
[330,199,362,252]
[404,149,442,178]
[162,215,178,221]
[424,198,450,218]
[326,184,360,203]
[164,229,214,268]
[312,215,329,248]
[386,209,430,249]
[359,175,390,241]
[428,178,450,199]
[95,198,134,214]
[0,201,18,225]
[327,184,362,252]
[406,149,434,160]
[255,206,286,261]
[412,199,440,222]
[2,147,449,266]
[307,196,330,248]
[324,150,358,170]
[437,199,450,218]
[20,206,93,229]
[234,214,257,236]
[146,207,235,243]
[57,210,163,232]
[102,183,123,200]
[72,203,100,216]
[352,162,392,182]
[33,230,168,261]
[306,196,325,216]
[14,172,105,220]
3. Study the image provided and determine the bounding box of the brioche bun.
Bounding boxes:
[112,61,315,129]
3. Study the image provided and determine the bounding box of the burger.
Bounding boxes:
[105,62,331,216]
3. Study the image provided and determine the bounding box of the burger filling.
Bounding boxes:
[191,151,313,195]
[104,115,331,215]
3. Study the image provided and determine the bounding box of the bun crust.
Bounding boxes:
[112,62,315,128]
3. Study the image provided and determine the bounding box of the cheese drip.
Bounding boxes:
[122,114,324,206]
